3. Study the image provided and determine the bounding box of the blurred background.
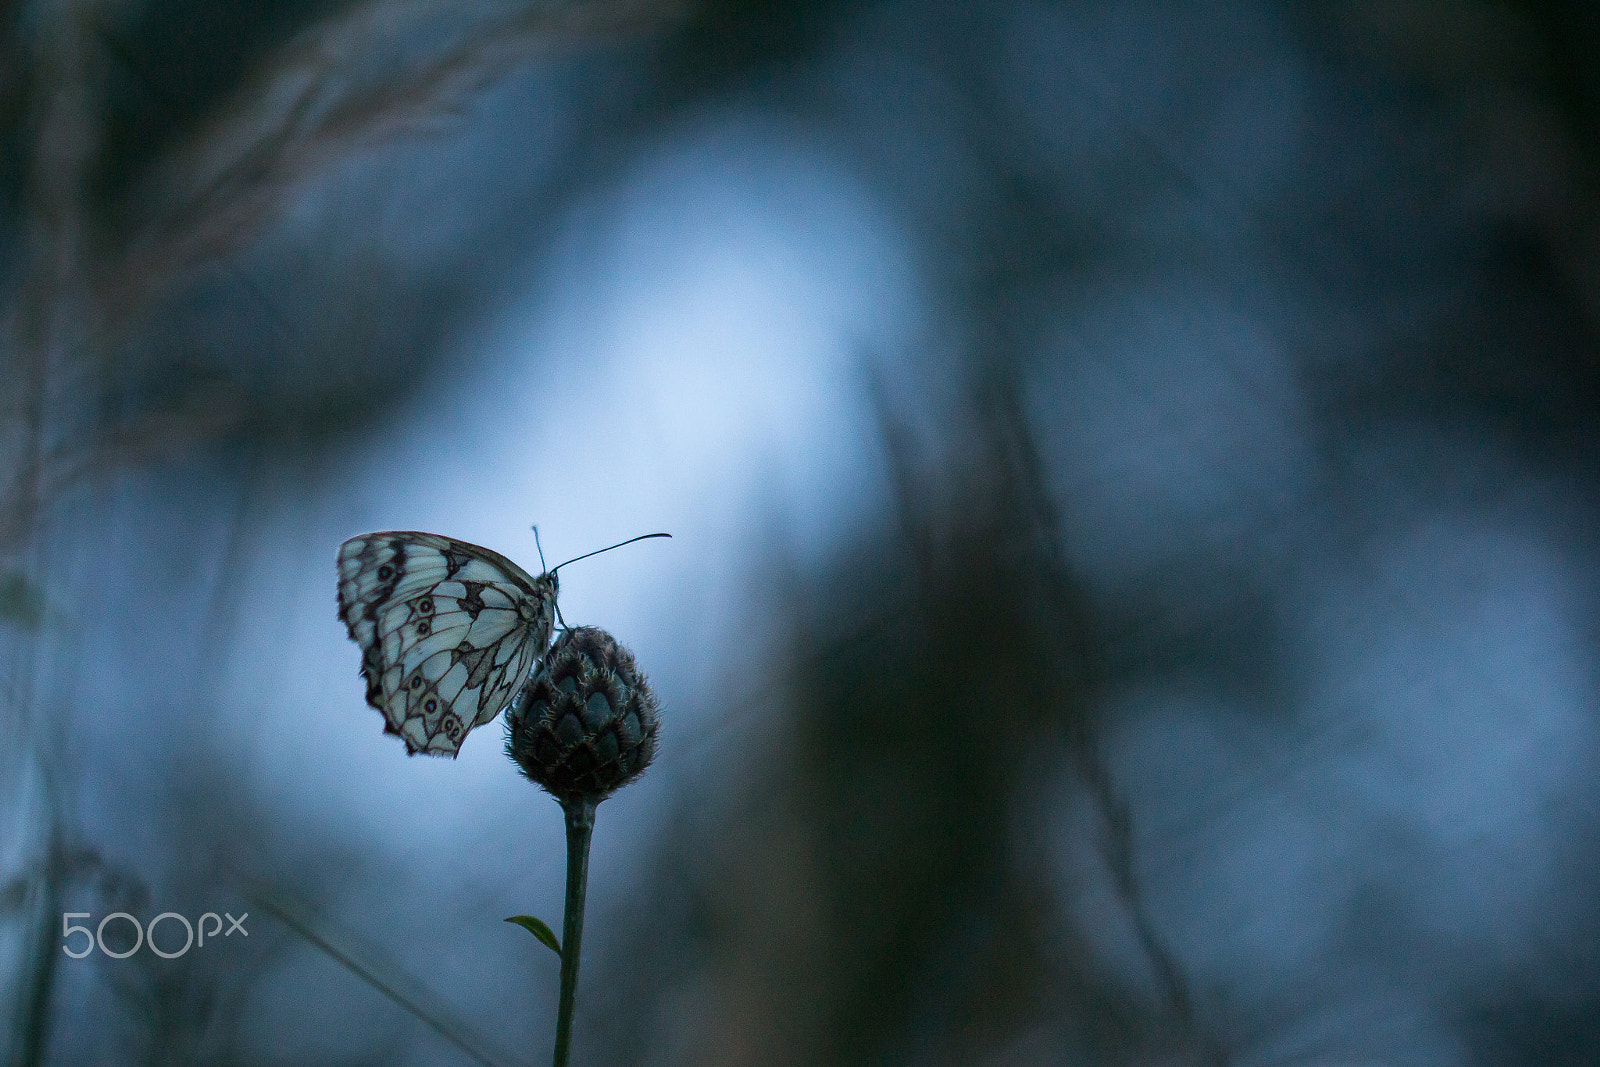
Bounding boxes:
[3,1,1599,1064]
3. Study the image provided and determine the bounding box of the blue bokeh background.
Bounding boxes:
[3,2,1598,1064]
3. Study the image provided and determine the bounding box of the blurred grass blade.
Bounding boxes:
[0,572,44,626]
[0,876,28,913]
[255,890,525,1067]
[504,915,561,957]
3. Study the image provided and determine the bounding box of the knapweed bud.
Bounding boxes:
[506,626,660,803]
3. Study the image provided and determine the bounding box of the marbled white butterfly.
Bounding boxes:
[336,530,666,757]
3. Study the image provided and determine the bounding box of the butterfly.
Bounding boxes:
[336,530,670,757]
[336,532,557,757]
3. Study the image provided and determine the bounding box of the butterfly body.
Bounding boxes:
[337,532,556,757]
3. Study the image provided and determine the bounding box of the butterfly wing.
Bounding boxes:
[337,532,556,757]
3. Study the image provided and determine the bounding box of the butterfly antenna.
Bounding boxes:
[551,532,671,574]
[531,525,549,572]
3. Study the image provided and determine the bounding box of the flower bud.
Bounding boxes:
[506,626,660,803]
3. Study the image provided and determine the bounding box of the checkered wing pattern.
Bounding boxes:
[337,532,556,757]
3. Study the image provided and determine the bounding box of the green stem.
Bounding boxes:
[552,797,596,1067]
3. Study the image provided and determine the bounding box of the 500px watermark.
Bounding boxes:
[62,911,247,959]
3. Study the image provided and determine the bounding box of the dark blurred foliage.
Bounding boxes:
[4,1,1600,1066]
[586,374,1233,1065]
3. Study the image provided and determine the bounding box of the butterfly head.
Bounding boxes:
[525,570,560,632]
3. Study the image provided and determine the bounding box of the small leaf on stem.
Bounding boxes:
[504,915,561,957]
